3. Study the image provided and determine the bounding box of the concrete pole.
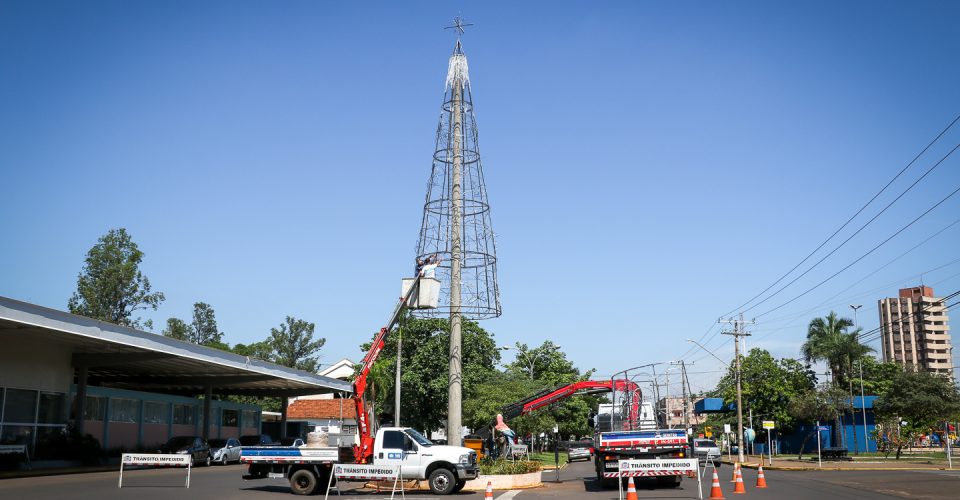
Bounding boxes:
[202,385,212,440]
[733,331,745,463]
[447,62,464,446]
[280,395,288,439]
[75,366,88,435]
[851,304,869,452]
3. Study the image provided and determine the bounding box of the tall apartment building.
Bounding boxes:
[878,286,953,378]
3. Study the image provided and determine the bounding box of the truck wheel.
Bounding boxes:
[290,469,318,496]
[452,480,466,493]
[428,468,456,495]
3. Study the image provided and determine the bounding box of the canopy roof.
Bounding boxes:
[0,296,352,397]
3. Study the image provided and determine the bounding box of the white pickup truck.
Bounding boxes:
[241,427,479,495]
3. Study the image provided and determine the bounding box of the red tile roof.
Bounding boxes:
[288,399,357,420]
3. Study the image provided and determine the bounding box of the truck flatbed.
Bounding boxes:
[240,446,340,464]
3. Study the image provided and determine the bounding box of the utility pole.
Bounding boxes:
[670,361,693,431]
[720,313,754,464]
[447,52,464,446]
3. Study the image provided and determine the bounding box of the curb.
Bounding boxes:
[721,461,953,472]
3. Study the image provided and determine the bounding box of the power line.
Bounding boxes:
[722,112,960,317]
[742,141,960,316]
[754,180,960,319]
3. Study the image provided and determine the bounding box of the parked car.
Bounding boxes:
[239,434,275,446]
[578,437,595,455]
[566,441,592,462]
[278,437,304,447]
[692,438,721,468]
[159,436,211,466]
[208,437,242,465]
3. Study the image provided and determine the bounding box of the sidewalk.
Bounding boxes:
[721,454,958,471]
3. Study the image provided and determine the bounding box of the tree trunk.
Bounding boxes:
[895,443,902,460]
[798,432,813,460]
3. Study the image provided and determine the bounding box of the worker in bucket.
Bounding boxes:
[420,254,442,278]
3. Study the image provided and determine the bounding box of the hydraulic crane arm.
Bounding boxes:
[500,379,642,429]
[352,279,422,462]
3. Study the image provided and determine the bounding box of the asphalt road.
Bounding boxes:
[1,461,959,499]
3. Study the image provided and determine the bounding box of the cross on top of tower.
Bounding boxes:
[444,16,473,36]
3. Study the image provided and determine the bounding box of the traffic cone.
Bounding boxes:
[625,476,639,500]
[709,469,725,499]
[732,466,746,494]
[730,462,739,482]
[484,481,493,499]
[756,465,767,488]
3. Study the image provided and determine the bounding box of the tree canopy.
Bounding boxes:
[801,311,872,388]
[68,228,164,329]
[359,314,500,433]
[269,316,326,372]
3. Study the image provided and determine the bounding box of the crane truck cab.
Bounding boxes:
[375,427,478,494]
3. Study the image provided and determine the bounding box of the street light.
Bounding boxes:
[500,344,561,379]
[851,304,869,454]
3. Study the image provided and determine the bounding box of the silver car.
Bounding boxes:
[209,438,242,465]
[566,441,592,463]
[692,438,721,468]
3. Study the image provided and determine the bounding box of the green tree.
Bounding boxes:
[162,317,189,341]
[874,369,960,459]
[505,341,586,384]
[269,316,326,372]
[712,348,815,432]
[189,302,223,345]
[232,340,273,361]
[801,311,873,449]
[851,356,902,398]
[68,228,165,329]
[788,384,849,459]
[360,314,500,433]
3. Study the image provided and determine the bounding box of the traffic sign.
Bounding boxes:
[762,420,775,429]
[723,424,731,434]
[816,426,829,431]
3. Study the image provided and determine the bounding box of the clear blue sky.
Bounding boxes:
[3,1,960,395]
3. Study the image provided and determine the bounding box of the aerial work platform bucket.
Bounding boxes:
[401,277,441,309]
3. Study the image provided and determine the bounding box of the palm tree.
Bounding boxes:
[802,311,874,451]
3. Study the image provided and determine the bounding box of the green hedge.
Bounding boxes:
[479,458,543,475]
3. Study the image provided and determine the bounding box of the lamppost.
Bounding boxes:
[851,304,869,453]
[500,344,561,379]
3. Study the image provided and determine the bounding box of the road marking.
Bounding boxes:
[497,491,521,499]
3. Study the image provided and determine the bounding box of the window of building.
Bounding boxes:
[144,401,169,424]
[37,392,65,424]
[173,404,195,425]
[242,409,257,427]
[83,396,106,421]
[3,388,37,423]
[109,398,140,423]
[222,409,238,427]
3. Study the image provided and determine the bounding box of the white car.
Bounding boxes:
[209,437,242,465]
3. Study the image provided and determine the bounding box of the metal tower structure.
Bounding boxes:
[415,19,501,443]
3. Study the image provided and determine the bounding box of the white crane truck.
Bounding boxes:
[240,279,478,495]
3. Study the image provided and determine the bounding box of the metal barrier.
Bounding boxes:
[324,463,404,499]
[118,453,192,488]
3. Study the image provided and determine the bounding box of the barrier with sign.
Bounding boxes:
[615,459,701,500]
[324,463,405,499]
[118,453,192,488]
[0,445,31,469]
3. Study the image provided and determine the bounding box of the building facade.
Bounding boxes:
[878,286,953,377]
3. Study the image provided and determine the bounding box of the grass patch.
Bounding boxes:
[479,458,542,475]
[529,452,569,466]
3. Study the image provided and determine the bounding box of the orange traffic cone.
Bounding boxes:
[756,465,767,488]
[484,481,493,499]
[732,466,746,494]
[625,476,639,500]
[730,462,739,482]
[709,469,725,499]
